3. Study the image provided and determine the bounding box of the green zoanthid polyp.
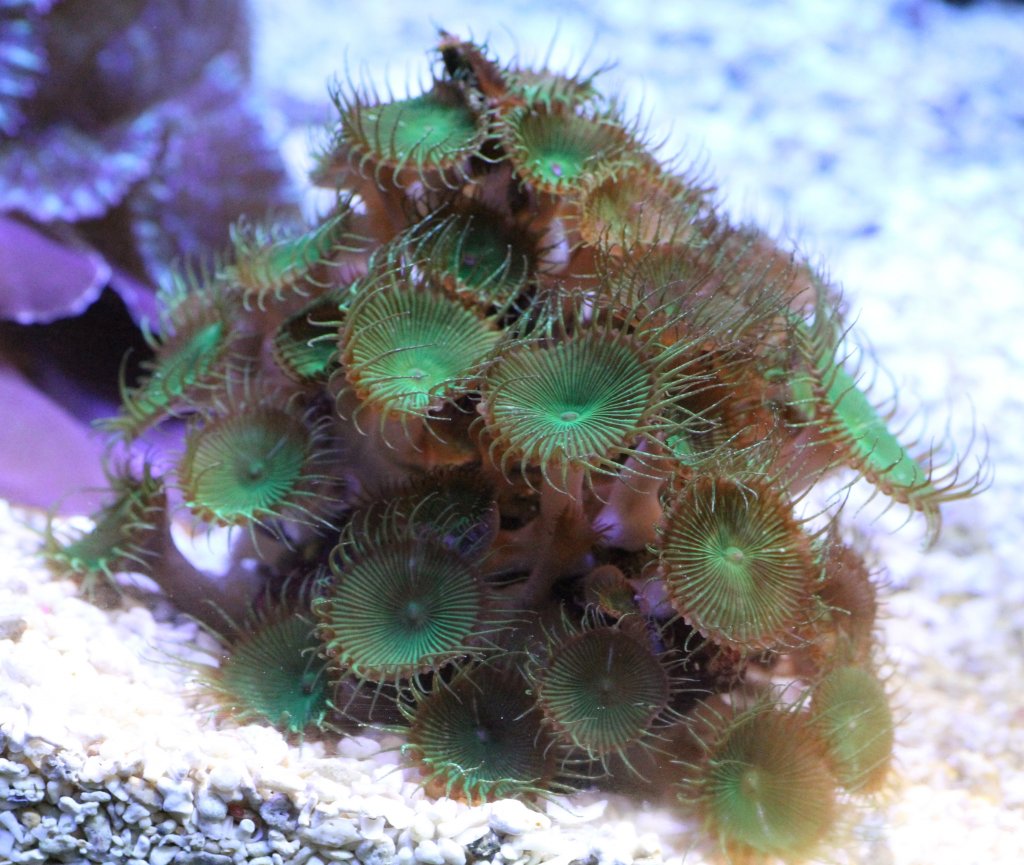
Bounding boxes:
[48,31,988,864]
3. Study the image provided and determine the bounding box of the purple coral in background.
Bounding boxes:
[0,0,294,512]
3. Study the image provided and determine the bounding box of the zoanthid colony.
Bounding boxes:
[44,33,987,864]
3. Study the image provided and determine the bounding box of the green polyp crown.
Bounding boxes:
[216,613,331,735]
[811,665,894,793]
[353,88,481,170]
[506,67,599,111]
[658,476,814,648]
[482,334,652,473]
[505,106,630,192]
[449,221,509,285]
[45,467,163,590]
[115,319,225,432]
[696,707,838,860]
[342,278,499,416]
[790,315,933,497]
[418,210,531,307]
[825,363,928,489]
[404,666,556,803]
[537,625,669,755]
[54,497,137,576]
[316,534,487,680]
[398,470,497,556]
[224,209,354,309]
[581,168,707,250]
[273,290,348,383]
[181,406,310,525]
[156,321,224,397]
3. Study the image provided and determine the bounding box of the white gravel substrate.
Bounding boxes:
[3,1,1023,863]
